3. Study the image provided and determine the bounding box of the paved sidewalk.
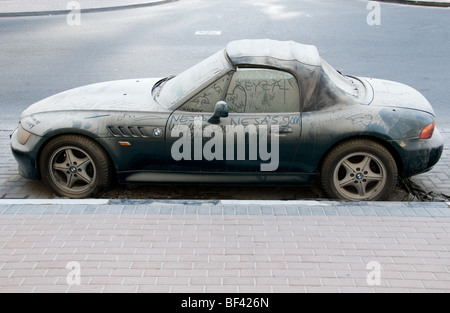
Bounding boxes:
[0,0,174,17]
[0,200,449,293]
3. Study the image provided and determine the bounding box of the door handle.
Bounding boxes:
[270,127,294,136]
[279,127,294,134]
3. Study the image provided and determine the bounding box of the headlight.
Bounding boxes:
[17,124,33,145]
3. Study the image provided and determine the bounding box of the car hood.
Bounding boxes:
[365,78,435,116]
[21,78,169,117]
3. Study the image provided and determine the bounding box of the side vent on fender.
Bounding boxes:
[108,126,150,138]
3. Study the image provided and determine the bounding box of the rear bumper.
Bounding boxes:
[10,128,42,180]
[389,128,444,177]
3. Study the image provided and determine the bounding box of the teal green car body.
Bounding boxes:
[11,40,444,197]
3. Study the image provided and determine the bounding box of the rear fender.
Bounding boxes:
[297,106,435,174]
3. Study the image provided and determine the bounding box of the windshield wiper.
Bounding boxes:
[152,75,175,96]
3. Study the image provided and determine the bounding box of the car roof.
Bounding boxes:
[225,39,322,68]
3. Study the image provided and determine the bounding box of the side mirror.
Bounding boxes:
[208,101,229,124]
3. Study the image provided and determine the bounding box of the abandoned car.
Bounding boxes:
[11,39,444,200]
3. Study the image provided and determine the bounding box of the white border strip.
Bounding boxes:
[0,199,110,205]
[220,200,333,206]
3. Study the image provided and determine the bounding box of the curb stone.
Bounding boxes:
[0,0,176,18]
[377,0,450,7]
[1,199,449,217]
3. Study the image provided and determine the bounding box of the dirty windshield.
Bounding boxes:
[157,49,232,110]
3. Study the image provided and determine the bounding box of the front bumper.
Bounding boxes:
[10,127,43,180]
[389,128,445,177]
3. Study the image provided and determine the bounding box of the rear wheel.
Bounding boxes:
[39,135,112,199]
[320,139,397,201]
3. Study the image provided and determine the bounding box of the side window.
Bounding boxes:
[178,74,230,113]
[225,68,300,113]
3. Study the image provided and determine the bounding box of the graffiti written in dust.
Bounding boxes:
[191,92,213,111]
[226,73,299,113]
[228,78,290,113]
[347,114,373,126]
[180,71,299,114]
[168,114,300,131]
[211,83,224,96]
[229,115,300,128]
[189,82,225,110]
[182,79,228,113]
[22,116,42,130]
[238,78,287,93]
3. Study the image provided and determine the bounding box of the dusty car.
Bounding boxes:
[11,39,444,201]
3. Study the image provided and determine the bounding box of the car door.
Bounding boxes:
[166,67,301,174]
[222,68,301,173]
[166,74,231,172]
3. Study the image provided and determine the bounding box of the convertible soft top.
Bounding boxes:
[226,39,325,111]
[226,39,321,68]
[159,39,357,111]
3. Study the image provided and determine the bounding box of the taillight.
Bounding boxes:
[419,121,435,139]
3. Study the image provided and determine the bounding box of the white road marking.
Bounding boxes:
[195,31,222,36]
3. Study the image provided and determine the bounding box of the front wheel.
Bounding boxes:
[39,135,112,199]
[320,139,398,201]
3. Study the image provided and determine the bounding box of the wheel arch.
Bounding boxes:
[317,135,405,178]
[35,130,117,180]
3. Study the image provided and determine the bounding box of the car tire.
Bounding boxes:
[39,135,112,199]
[320,139,397,201]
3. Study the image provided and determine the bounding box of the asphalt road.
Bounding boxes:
[0,0,449,128]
